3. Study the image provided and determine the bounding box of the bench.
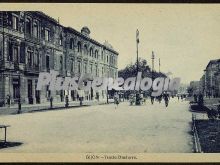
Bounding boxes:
[0,125,10,143]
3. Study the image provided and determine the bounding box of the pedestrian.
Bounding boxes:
[198,93,204,107]
[114,93,119,109]
[163,92,169,107]
[6,94,10,107]
[150,96,154,105]
[194,94,198,103]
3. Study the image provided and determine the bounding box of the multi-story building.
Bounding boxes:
[203,59,220,97]
[0,11,118,106]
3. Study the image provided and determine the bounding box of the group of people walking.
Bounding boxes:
[113,91,180,108]
[150,92,170,107]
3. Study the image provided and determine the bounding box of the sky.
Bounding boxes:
[2,4,220,84]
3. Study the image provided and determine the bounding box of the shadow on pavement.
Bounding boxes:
[0,141,23,149]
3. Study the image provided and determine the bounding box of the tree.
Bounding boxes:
[118,58,167,98]
[118,57,166,79]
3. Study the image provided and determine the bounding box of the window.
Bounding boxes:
[27,50,33,67]
[13,47,18,63]
[46,55,50,71]
[78,61,81,73]
[70,59,73,72]
[90,64,92,73]
[33,22,38,38]
[90,48,93,57]
[59,34,63,46]
[102,67,104,76]
[34,51,39,67]
[107,55,109,63]
[12,16,18,30]
[95,65,98,76]
[84,45,88,55]
[60,56,63,72]
[8,42,13,61]
[70,38,74,49]
[26,18,31,35]
[45,29,50,41]
[95,50,98,59]
[84,62,87,74]
[101,51,104,61]
[77,42,82,53]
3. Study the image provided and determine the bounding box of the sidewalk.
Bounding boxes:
[204,97,220,107]
[0,99,114,116]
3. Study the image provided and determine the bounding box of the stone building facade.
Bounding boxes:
[203,59,220,97]
[0,11,118,106]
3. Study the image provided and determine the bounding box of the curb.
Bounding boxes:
[192,114,203,153]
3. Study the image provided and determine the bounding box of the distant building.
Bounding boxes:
[199,74,205,95]
[178,83,188,95]
[204,59,220,97]
[188,81,200,96]
[0,11,119,106]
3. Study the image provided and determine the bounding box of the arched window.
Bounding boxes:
[84,45,88,55]
[77,42,82,53]
[90,48,93,57]
[26,18,31,35]
[70,38,74,49]
[95,50,98,59]
[33,21,38,38]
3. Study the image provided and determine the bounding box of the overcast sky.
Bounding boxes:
[3,4,220,84]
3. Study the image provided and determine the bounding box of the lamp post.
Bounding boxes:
[17,70,21,114]
[159,58,160,73]
[135,29,140,105]
[106,86,109,104]
[151,51,155,80]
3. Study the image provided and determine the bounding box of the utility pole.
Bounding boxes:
[159,58,161,73]
[136,29,139,75]
[135,29,140,105]
[151,51,155,80]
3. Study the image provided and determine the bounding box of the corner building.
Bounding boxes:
[0,11,118,106]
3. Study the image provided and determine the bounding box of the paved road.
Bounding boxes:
[0,98,193,153]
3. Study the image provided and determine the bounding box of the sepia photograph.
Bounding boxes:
[0,3,220,162]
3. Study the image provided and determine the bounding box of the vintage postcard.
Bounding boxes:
[0,3,220,162]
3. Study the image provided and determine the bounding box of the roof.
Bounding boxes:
[206,59,220,69]
[65,27,118,55]
[25,11,119,55]
[34,11,59,24]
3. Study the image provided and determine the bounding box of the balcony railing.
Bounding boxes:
[25,64,40,73]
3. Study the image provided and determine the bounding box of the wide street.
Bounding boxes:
[0,98,193,153]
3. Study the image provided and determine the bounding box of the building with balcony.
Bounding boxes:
[0,11,118,106]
